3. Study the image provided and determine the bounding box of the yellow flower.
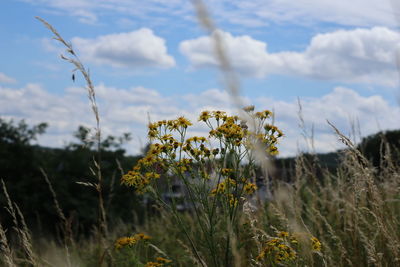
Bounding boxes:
[212,110,227,120]
[114,236,136,249]
[244,183,257,194]
[255,109,273,119]
[257,237,297,263]
[199,111,211,122]
[156,257,172,263]
[145,257,172,267]
[243,105,255,112]
[277,231,289,238]
[267,145,279,156]
[176,116,192,128]
[256,251,265,261]
[221,168,233,176]
[311,236,322,251]
[211,182,226,195]
[228,194,238,207]
[290,236,298,245]
[114,233,151,249]
[145,262,162,267]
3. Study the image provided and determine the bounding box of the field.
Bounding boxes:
[1,2,400,267]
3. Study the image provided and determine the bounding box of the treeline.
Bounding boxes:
[0,118,143,239]
[275,129,400,182]
[1,117,399,239]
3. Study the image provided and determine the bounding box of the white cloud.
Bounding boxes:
[22,0,399,27]
[223,0,398,28]
[0,73,16,84]
[255,87,400,155]
[180,28,400,86]
[71,28,175,69]
[1,83,399,157]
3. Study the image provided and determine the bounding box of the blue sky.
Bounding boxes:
[1,0,400,156]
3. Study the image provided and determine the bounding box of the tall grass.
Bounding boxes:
[1,1,400,267]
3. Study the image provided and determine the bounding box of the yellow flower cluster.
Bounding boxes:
[256,237,297,264]
[242,107,283,156]
[209,165,258,207]
[121,169,160,194]
[209,119,245,146]
[243,183,257,194]
[210,178,236,195]
[311,236,322,251]
[256,231,322,264]
[148,117,192,139]
[183,136,212,161]
[122,109,282,196]
[145,257,172,267]
[114,233,151,249]
[255,109,273,119]
[290,233,322,252]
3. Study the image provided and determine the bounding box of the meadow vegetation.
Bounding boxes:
[1,8,400,267]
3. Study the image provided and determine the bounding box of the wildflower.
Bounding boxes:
[221,168,233,176]
[225,178,237,186]
[256,251,265,261]
[243,183,257,194]
[177,158,192,173]
[145,262,162,267]
[115,236,136,249]
[148,123,159,139]
[311,236,322,251]
[278,231,289,238]
[212,148,219,155]
[176,116,192,128]
[257,237,297,264]
[145,257,172,267]
[228,194,238,207]
[156,257,172,263]
[213,110,226,120]
[161,134,173,142]
[135,233,151,240]
[115,233,151,249]
[167,119,179,130]
[267,145,279,156]
[211,182,226,195]
[199,111,211,122]
[142,155,157,166]
[290,236,298,245]
[255,109,273,119]
[145,172,160,180]
[243,105,255,112]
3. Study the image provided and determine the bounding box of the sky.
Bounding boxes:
[1,0,400,156]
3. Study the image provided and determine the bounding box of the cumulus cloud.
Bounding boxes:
[71,28,175,69]
[0,72,16,84]
[1,83,399,156]
[180,28,400,86]
[255,87,400,154]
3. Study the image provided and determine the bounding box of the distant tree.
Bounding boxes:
[358,130,400,168]
[67,125,132,151]
[0,119,143,238]
[0,118,47,145]
[0,118,50,236]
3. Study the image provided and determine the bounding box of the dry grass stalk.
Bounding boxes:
[40,168,73,246]
[14,205,37,266]
[1,180,37,266]
[36,16,108,262]
[0,222,16,267]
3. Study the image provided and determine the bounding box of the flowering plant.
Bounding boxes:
[121,107,283,266]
